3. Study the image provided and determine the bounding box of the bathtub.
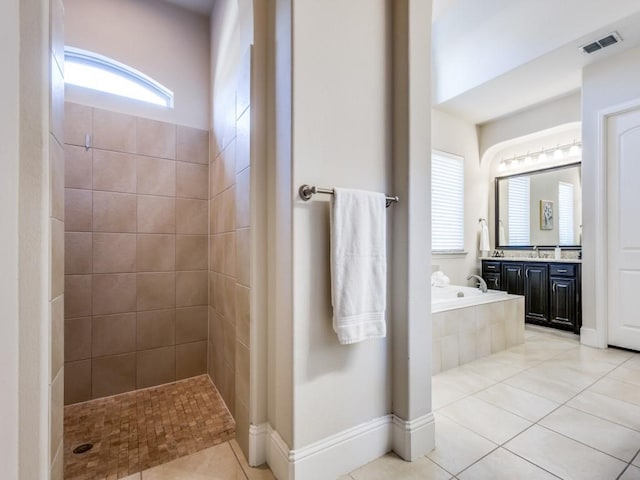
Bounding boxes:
[432,285,508,313]
[431,284,524,374]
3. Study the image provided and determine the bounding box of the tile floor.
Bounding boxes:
[345,327,640,480]
[74,327,640,479]
[64,375,235,479]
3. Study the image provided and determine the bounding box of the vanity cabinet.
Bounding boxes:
[481,259,581,334]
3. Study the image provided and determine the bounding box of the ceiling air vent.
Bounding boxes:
[580,32,622,54]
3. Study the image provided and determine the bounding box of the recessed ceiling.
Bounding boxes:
[432,0,640,124]
[160,0,214,16]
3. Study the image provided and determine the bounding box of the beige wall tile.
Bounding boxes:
[176,271,208,307]
[236,228,250,287]
[177,125,209,164]
[64,275,92,319]
[93,233,136,273]
[176,161,208,199]
[176,235,208,271]
[219,187,236,233]
[64,317,91,362]
[137,346,175,388]
[236,49,251,119]
[210,156,225,197]
[51,295,64,380]
[64,145,92,189]
[64,360,91,405]
[137,234,175,272]
[50,370,64,461]
[50,218,64,299]
[221,232,236,277]
[235,108,250,174]
[235,167,250,228]
[64,102,92,147]
[92,312,136,357]
[209,272,217,312]
[92,353,136,398]
[222,364,235,416]
[176,341,207,380]
[137,309,176,350]
[209,196,219,233]
[93,150,136,193]
[221,141,236,192]
[93,109,136,153]
[50,136,65,221]
[136,118,176,159]
[137,156,176,196]
[176,198,208,234]
[65,232,92,275]
[92,273,136,315]
[221,274,236,322]
[65,188,92,232]
[176,306,208,344]
[93,191,137,233]
[50,59,64,144]
[137,272,175,311]
[235,285,250,348]
[213,273,225,316]
[235,341,249,408]
[137,195,176,234]
[223,319,236,368]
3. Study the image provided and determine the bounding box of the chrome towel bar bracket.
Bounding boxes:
[298,184,399,208]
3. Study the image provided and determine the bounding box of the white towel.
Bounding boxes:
[479,220,490,252]
[331,188,387,345]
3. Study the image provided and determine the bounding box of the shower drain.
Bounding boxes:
[72,443,93,454]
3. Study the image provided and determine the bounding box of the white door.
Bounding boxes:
[607,107,640,350]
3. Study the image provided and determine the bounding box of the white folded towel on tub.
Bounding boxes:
[331,188,387,345]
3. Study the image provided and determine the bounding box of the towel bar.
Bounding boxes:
[298,184,399,208]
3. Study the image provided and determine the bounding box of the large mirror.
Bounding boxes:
[496,162,582,248]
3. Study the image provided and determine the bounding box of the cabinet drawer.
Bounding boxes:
[550,264,577,277]
[483,261,501,273]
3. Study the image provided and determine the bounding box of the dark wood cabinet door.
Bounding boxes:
[484,273,501,290]
[524,264,549,324]
[550,277,577,332]
[501,262,524,295]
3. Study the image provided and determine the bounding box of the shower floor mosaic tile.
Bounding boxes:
[63,375,235,480]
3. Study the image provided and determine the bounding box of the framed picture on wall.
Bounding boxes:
[540,200,554,230]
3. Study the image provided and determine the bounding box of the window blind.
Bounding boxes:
[508,176,530,245]
[432,151,464,252]
[558,181,574,245]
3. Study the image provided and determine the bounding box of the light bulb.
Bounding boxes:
[524,153,532,165]
[538,151,547,162]
[553,145,564,161]
[498,161,506,171]
[569,143,581,156]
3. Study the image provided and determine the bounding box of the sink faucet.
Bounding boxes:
[532,245,539,258]
[467,274,488,293]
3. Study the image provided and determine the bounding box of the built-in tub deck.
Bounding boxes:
[432,285,524,374]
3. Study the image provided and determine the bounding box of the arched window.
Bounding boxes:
[64,47,174,108]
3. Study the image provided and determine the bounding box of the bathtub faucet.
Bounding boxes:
[467,274,488,293]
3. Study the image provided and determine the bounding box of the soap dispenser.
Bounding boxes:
[554,246,561,259]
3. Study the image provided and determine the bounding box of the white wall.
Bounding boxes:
[479,92,581,159]
[65,0,211,129]
[432,108,489,284]
[582,45,640,338]
[0,0,20,476]
[291,0,392,448]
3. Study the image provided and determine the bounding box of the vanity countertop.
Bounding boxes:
[480,257,582,264]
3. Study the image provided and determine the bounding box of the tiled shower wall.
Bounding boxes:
[208,49,252,454]
[63,103,210,405]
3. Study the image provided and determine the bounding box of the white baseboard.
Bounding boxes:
[253,413,435,480]
[580,327,605,348]
[391,412,435,461]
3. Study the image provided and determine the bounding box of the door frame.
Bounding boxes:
[589,98,640,348]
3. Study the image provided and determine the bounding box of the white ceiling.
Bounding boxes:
[433,0,640,124]
[160,0,214,15]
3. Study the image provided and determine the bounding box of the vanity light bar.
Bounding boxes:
[498,141,581,171]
